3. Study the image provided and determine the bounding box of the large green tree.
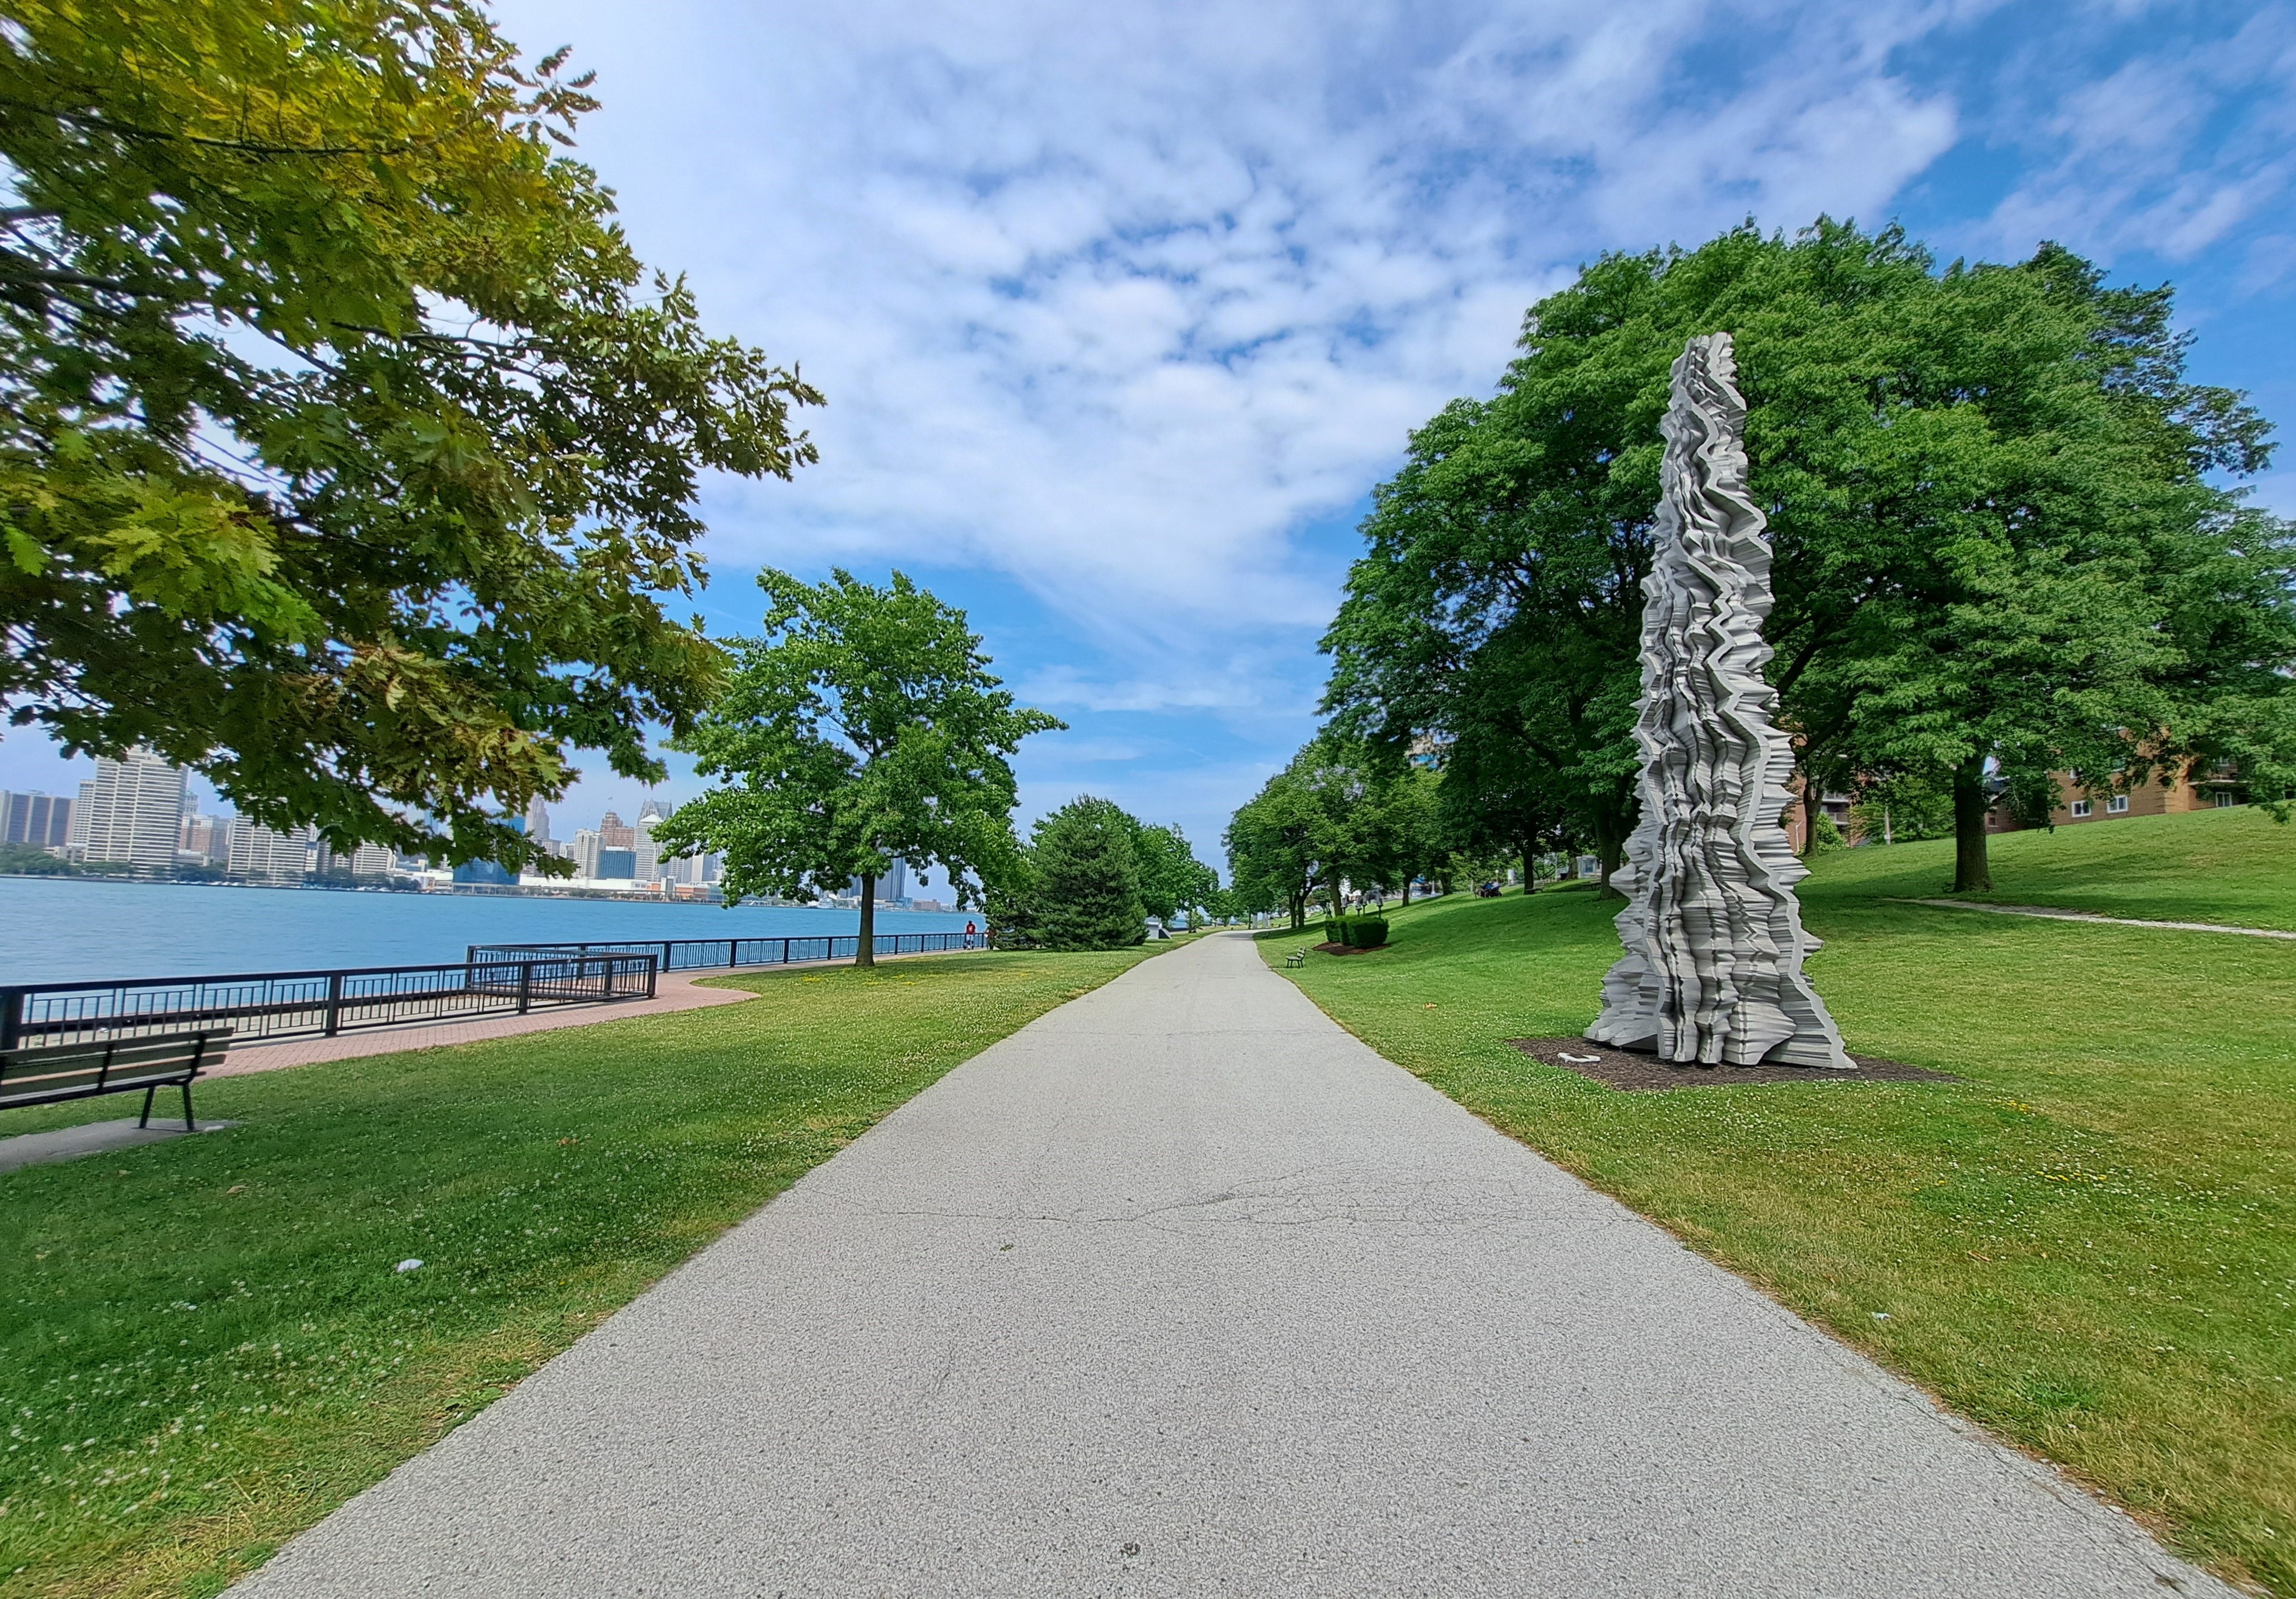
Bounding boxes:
[1224,766,1321,929]
[1224,734,1421,925]
[1128,819,1219,927]
[1326,221,2294,893]
[1032,796,1147,951]
[1,1,821,870]
[656,571,1061,967]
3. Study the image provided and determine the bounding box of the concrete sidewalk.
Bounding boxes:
[233,932,2230,1598]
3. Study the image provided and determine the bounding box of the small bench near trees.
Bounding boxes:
[0,1030,232,1132]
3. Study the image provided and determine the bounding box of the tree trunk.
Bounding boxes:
[855,872,877,967]
[1593,800,1628,900]
[1799,775,1822,859]
[1952,758,1993,893]
[1521,838,1537,894]
[1400,879,1411,906]
[1289,892,1305,930]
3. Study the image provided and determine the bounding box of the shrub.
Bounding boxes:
[1330,914,1389,949]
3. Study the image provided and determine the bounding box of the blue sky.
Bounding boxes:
[7,0,2294,892]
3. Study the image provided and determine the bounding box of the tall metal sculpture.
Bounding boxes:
[1586,333,1852,1070]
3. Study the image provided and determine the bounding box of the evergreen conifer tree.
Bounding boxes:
[1033,797,1146,950]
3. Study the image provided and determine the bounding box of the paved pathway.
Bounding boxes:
[1902,897,2296,940]
[234,933,2230,1598]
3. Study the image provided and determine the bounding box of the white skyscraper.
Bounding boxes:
[65,779,93,853]
[76,751,189,871]
[228,818,317,883]
[634,811,664,886]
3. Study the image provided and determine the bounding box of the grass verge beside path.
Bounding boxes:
[1261,866,2295,1597]
[1826,803,2296,931]
[1,943,1172,1598]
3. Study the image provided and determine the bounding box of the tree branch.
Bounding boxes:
[0,96,448,158]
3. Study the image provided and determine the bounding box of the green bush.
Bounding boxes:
[1324,914,1390,948]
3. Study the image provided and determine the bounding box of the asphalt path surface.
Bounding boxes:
[236,932,2231,1597]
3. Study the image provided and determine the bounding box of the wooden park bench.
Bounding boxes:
[0,1030,232,1133]
[1284,949,1306,968]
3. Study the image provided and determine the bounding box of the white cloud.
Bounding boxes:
[494,0,1982,653]
[1982,6,2296,262]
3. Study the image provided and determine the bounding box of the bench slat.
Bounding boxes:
[1,1066,113,1100]
[0,1030,232,1110]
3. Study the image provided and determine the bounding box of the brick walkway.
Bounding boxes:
[208,946,991,1078]
[210,971,759,1077]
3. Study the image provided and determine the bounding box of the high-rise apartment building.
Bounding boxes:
[524,795,553,848]
[227,818,316,883]
[633,811,663,885]
[75,751,189,870]
[180,809,232,866]
[320,842,399,878]
[847,860,908,901]
[67,780,93,853]
[0,790,74,851]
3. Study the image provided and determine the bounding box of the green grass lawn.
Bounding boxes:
[1822,802,2296,930]
[1262,823,2295,1596]
[0,945,1170,1599]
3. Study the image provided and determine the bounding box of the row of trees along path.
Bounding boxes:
[1315,222,2295,893]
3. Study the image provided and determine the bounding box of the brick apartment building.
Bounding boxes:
[1986,761,2246,834]
[1779,758,2242,852]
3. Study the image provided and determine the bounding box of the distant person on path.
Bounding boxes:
[964,920,978,949]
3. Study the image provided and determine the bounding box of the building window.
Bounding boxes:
[2070,799,2093,818]
[2215,792,2235,809]
[2107,795,2129,814]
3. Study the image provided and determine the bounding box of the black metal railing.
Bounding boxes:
[466,932,980,972]
[0,954,658,1051]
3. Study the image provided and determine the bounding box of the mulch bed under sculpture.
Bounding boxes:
[1509,1037,1953,1092]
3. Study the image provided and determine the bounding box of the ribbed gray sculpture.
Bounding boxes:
[1586,333,1852,1070]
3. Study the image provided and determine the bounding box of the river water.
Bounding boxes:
[0,877,976,985]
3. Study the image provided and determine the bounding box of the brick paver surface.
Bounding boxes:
[209,971,756,1076]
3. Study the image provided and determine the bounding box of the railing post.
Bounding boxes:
[0,987,22,1051]
[645,956,658,999]
[323,971,344,1037]
[517,960,534,1014]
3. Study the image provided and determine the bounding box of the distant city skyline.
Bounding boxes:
[7,752,956,905]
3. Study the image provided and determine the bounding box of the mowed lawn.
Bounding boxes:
[1263,813,2295,1597]
[1833,802,2296,931]
[0,946,1172,1599]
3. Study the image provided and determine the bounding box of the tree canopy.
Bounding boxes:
[1031,796,1147,951]
[1128,818,1219,926]
[1,1,822,869]
[1322,221,2295,890]
[655,570,1061,965]
[1224,734,1438,926]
